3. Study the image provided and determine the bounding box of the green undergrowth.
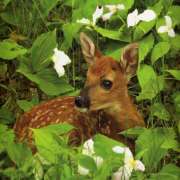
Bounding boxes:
[0,0,179,179]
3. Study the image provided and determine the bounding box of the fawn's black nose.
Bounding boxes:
[75,96,90,108]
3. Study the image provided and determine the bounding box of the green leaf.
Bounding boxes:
[165,70,180,80]
[1,167,22,179]
[172,92,180,113]
[44,166,61,180]
[151,42,170,64]
[17,62,74,96]
[0,10,21,26]
[150,164,180,180]
[0,124,15,152]
[0,107,15,124]
[94,134,125,159]
[168,5,180,25]
[151,0,163,16]
[139,33,154,63]
[61,23,82,50]
[94,26,130,42]
[133,20,155,40]
[32,128,61,163]
[79,154,97,172]
[31,30,56,72]
[170,34,180,50]
[120,127,146,138]
[6,142,33,167]
[104,41,125,60]
[32,123,73,163]
[94,27,121,41]
[136,128,175,170]
[137,65,164,101]
[161,138,179,151]
[17,99,39,112]
[37,0,60,17]
[36,123,74,135]
[150,103,170,121]
[0,125,32,167]
[0,40,27,60]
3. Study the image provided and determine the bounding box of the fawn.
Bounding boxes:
[14,33,145,150]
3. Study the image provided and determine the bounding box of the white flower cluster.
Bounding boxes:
[127,9,156,27]
[77,4,125,25]
[76,4,175,38]
[78,139,145,180]
[52,4,175,77]
[158,15,175,37]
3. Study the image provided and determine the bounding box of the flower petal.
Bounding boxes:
[165,15,172,28]
[102,11,114,21]
[112,146,125,154]
[134,160,145,171]
[112,170,124,180]
[53,48,71,66]
[168,28,175,37]
[54,63,65,77]
[127,9,139,27]
[82,138,95,155]
[157,26,168,33]
[105,5,116,12]
[92,6,104,25]
[138,9,156,22]
[76,18,91,25]
[93,156,104,168]
[124,165,133,179]
[113,166,132,180]
[124,147,133,164]
[117,4,125,10]
[78,165,89,175]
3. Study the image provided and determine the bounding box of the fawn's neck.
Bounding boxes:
[105,93,145,131]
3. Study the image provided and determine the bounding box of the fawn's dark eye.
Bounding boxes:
[101,80,113,90]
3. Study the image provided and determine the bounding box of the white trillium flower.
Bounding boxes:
[157,16,175,37]
[127,9,156,27]
[102,4,125,21]
[112,146,145,180]
[127,9,139,27]
[52,48,71,77]
[78,138,104,175]
[92,6,104,25]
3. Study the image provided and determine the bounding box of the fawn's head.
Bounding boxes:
[75,33,139,112]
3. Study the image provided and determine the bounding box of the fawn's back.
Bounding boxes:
[14,33,145,149]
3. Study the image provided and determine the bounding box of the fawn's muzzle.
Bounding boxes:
[75,96,90,109]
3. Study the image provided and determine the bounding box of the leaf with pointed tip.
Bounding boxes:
[151,42,170,64]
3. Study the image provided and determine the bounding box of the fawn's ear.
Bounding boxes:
[80,32,101,65]
[120,43,139,81]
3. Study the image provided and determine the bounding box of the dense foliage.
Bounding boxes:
[0,0,179,179]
